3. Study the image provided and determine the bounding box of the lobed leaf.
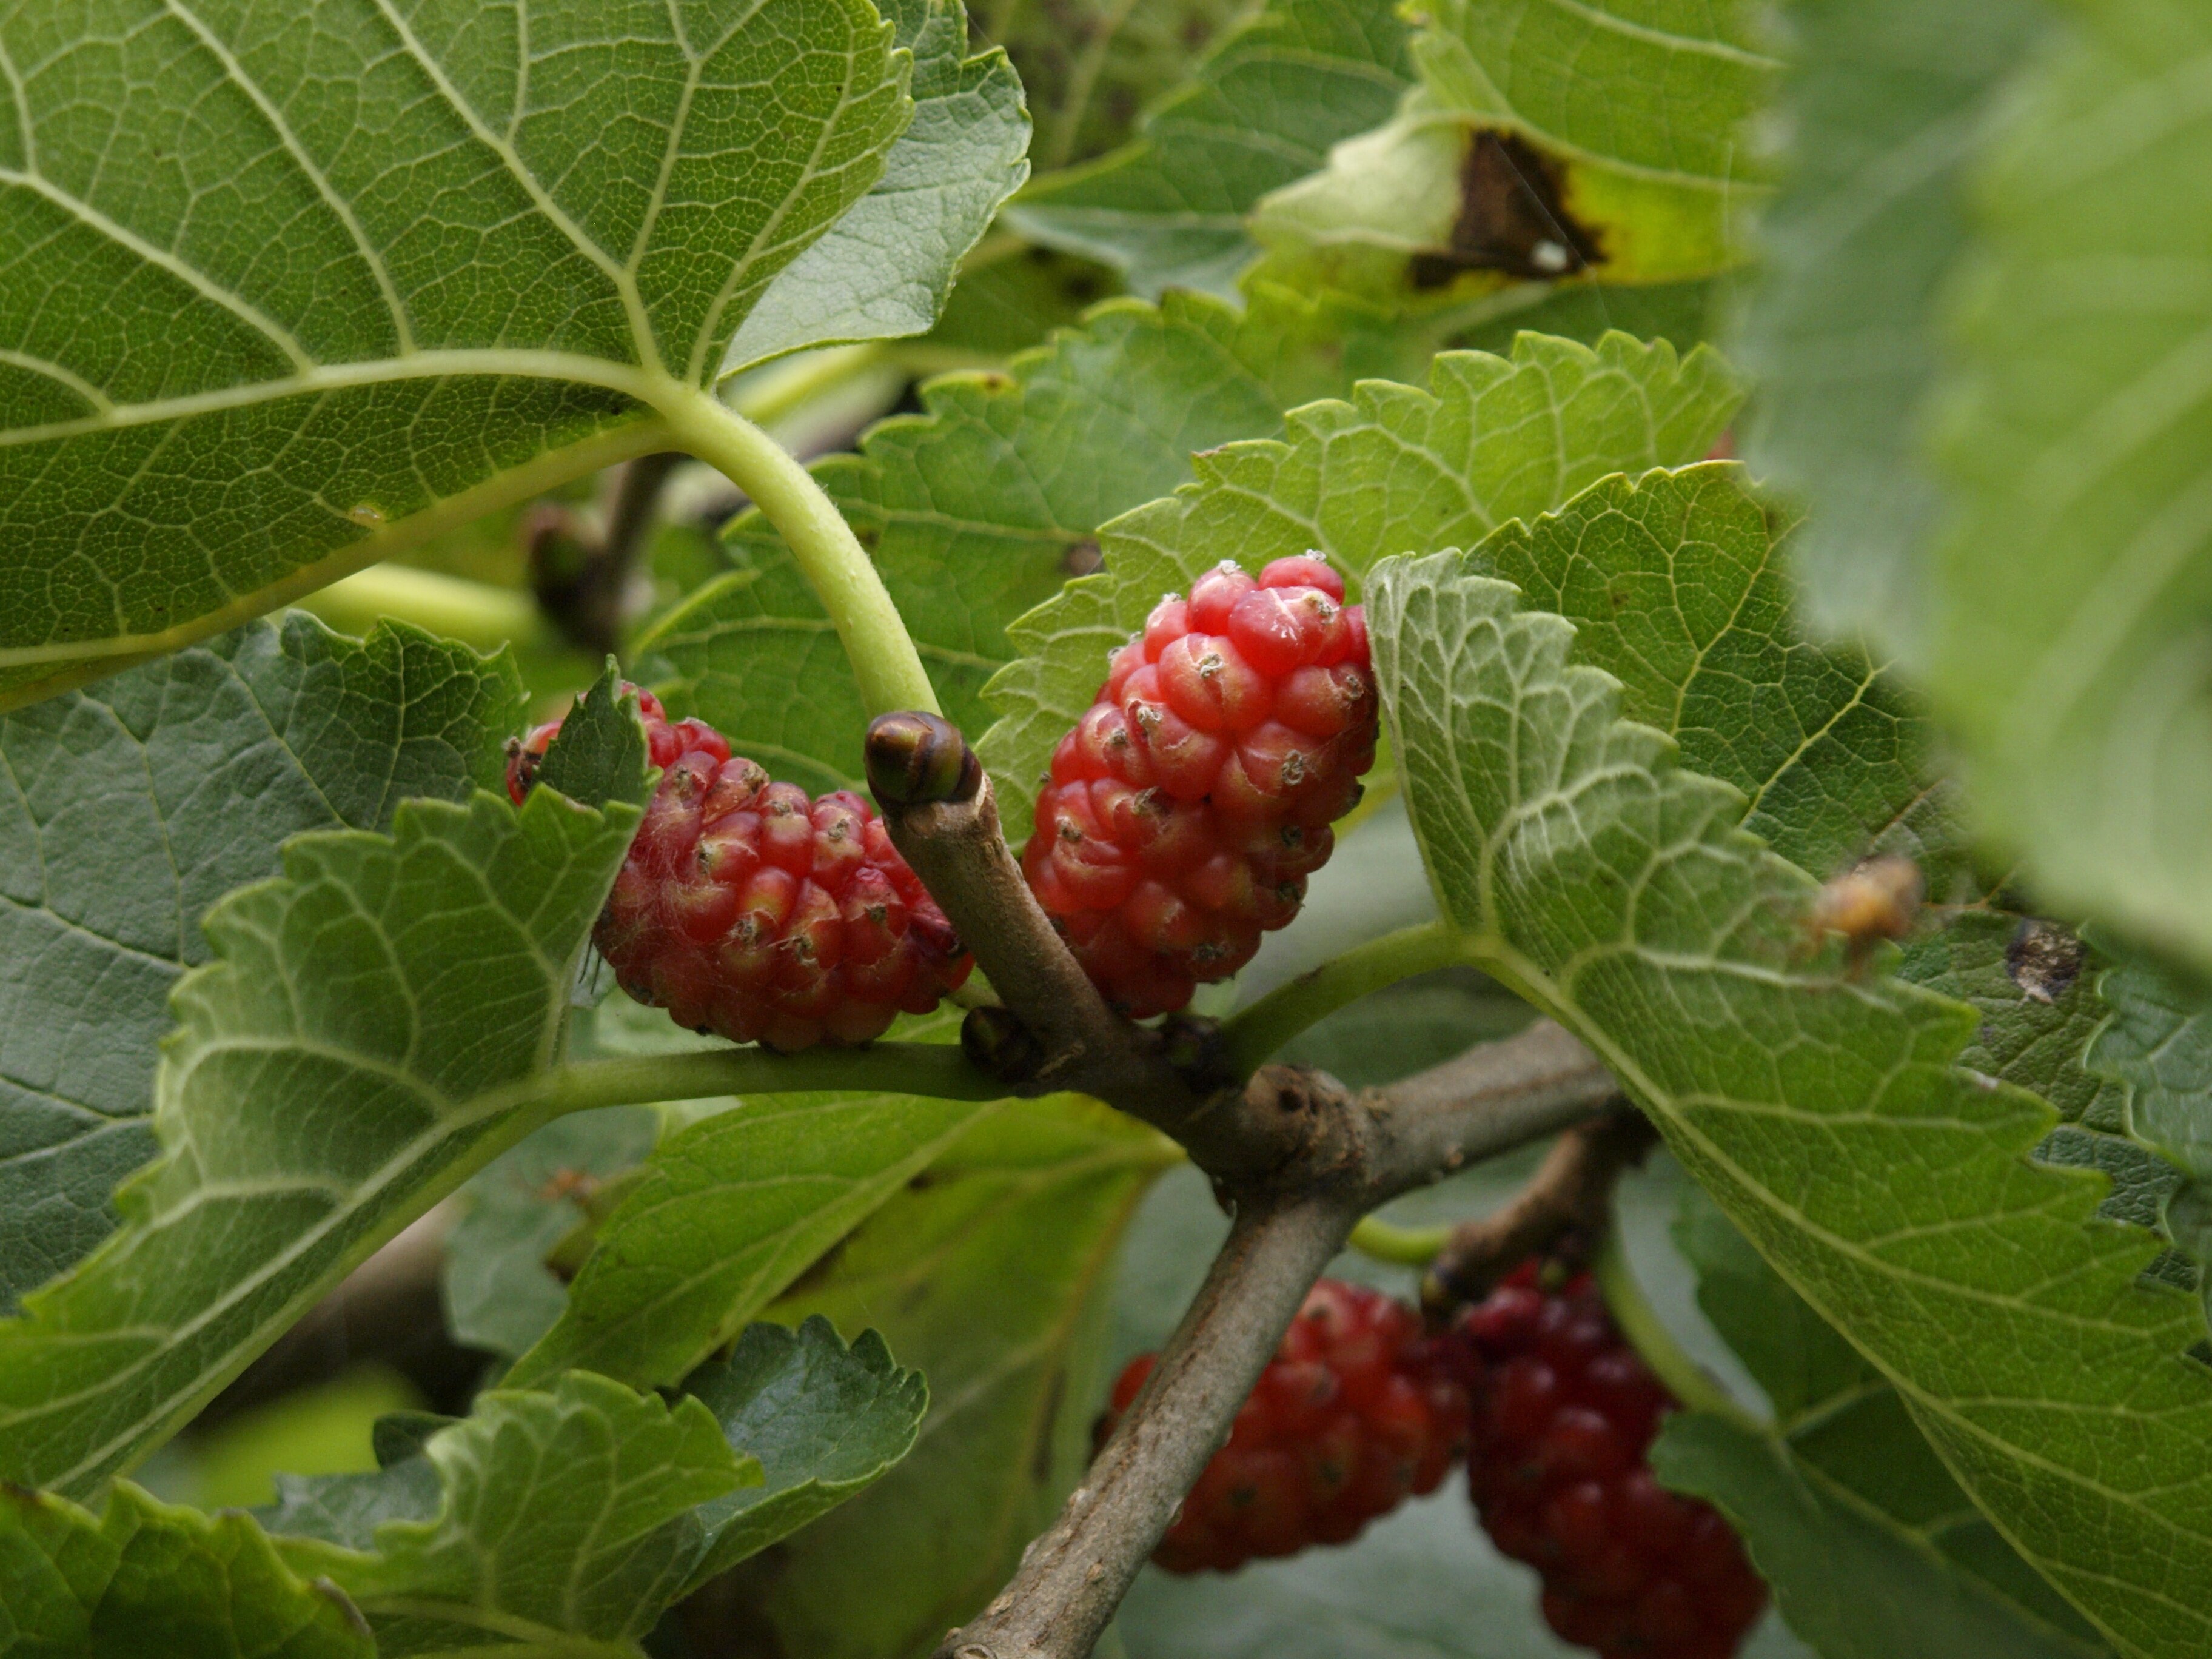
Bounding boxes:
[677,1316,929,1590]
[720,0,1030,378]
[0,781,642,1499]
[287,1372,749,1654]
[0,615,523,1310]
[1735,0,2043,644]
[980,332,1743,837]
[0,1481,372,1659]
[1369,518,2212,1656]
[642,287,1434,796]
[1928,0,2212,975]
[1008,0,1413,298]
[0,0,920,709]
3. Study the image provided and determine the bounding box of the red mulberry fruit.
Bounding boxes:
[509,686,970,1051]
[1104,1278,1469,1574]
[1022,555,1378,1017]
[1446,1261,1768,1659]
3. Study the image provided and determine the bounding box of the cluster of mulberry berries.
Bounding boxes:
[1103,1279,1469,1574]
[508,686,970,1051]
[1021,555,1378,1017]
[1446,1261,1768,1659]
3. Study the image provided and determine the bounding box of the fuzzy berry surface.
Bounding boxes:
[508,686,970,1051]
[1022,555,1378,1017]
[1446,1262,1767,1659]
[1104,1279,1468,1574]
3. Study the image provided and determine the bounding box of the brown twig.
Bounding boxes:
[1420,1107,1658,1315]
[946,1195,1354,1659]
[931,1023,1621,1659]
[865,718,1205,1128]
[528,451,683,654]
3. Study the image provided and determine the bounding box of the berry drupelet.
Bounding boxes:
[1446,1261,1768,1659]
[508,686,970,1051]
[1022,555,1378,1017]
[1103,1279,1469,1574]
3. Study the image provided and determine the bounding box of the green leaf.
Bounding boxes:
[442,1105,662,1360]
[1928,0,2212,979]
[979,0,1250,173]
[2096,954,2212,1174]
[1734,0,2043,643]
[708,1101,1168,1658]
[0,1481,373,1659]
[677,1315,928,1590]
[1007,0,1413,298]
[1368,521,2212,1655]
[532,664,650,814]
[640,287,1430,796]
[1469,465,1949,883]
[1250,0,1777,302]
[1672,1184,2112,1651]
[0,615,523,1311]
[506,1085,998,1390]
[1448,274,1738,358]
[980,332,1743,837]
[719,0,1030,377]
[0,0,919,709]
[278,1372,751,1655]
[1655,1413,2108,1659]
[0,784,640,1499]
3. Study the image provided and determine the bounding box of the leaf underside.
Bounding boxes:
[1369,501,2212,1658]
[0,783,640,1499]
[0,616,523,1310]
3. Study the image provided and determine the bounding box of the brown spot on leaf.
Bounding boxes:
[1410,129,1603,290]
[1063,539,1104,576]
[2007,918,2085,1005]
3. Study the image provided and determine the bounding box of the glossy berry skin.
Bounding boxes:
[1022,555,1378,1017]
[1445,1262,1767,1659]
[507,686,970,1051]
[1104,1279,1469,1574]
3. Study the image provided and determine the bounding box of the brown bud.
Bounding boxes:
[961,1004,1042,1084]
[866,711,980,807]
[1155,1010,1236,1094]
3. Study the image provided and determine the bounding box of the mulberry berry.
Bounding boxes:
[1104,1279,1469,1574]
[1022,555,1378,1017]
[508,686,970,1051]
[1446,1262,1768,1659]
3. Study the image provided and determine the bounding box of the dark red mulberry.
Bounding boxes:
[1445,1261,1768,1659]
[1104,1279,1469,1574]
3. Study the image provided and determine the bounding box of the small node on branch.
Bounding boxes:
[961,1003,1043,1085]
[866,711,982,806]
